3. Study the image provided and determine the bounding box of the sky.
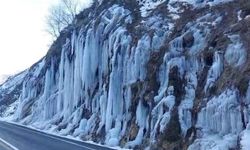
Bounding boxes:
[0,0,58,76]
[0,0,91,77]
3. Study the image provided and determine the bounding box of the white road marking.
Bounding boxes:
[0,137,19,150]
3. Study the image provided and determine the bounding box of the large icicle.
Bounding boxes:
[204,51,223,93]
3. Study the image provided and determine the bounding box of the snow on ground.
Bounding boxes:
[138,0,234,18]
[167,0,232,21]
[170,0,233,7]
[137,0,167,17]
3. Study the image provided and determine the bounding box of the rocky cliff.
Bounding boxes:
[0,0,250,149]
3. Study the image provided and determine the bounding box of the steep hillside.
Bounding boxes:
[1,0,250,149]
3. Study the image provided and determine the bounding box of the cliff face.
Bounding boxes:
[1,0,250,149]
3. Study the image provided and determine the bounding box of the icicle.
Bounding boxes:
[125,100,148,148]
[204,51,223,93]
[151,86,175,141]
[197,89,242,135]
[224,35,246,67]
[179,72,197,135]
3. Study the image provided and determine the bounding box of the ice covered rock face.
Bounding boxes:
[1,0,250,150]
[224,35,246,67]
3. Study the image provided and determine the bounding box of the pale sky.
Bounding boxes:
[0,0,91,76]
[0,0,59,76]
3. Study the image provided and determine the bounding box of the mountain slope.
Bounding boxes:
[1,0,250,149]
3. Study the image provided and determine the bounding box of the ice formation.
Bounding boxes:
[1,4,172,148]
[0,0,249,150]
[188,134,238,150]
[204,51,223,93]
[151,86,175,141]
[224,35,247,67]
[197,89,243,135]
[241,125,250,150]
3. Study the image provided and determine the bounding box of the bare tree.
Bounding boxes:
[61,0,80,19]
[46,0,84,40]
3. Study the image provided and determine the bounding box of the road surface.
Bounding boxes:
[0,121,114,150]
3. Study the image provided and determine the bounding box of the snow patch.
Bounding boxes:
[170,0,233,8]
[137,0,167,17]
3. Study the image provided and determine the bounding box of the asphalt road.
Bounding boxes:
[0,121,114,150]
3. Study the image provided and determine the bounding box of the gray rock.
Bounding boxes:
[183,32,194,48]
